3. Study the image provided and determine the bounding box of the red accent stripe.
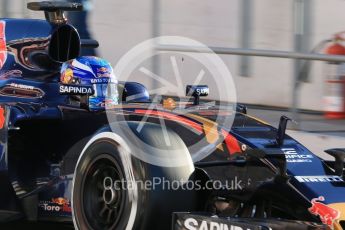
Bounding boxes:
[134,109,203,133]
[221,130,242,155]
[0,106,5,129]
[134,109,242,155]
[0,21,6,69]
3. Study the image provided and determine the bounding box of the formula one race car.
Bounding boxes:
[0,1,344,230]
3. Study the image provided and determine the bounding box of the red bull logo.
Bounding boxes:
[40,197,72,213]
[51,197,69,206]
[97,67,108,73]
[97,67,111,78]
[309,196,340,228]
[0,21,7,69]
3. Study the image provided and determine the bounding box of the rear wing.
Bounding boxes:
[27,1,82,24]
[27,1,83,11]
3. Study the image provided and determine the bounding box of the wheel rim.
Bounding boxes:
[81,154,126,230]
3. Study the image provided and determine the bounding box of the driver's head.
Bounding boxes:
[60,56,119,110]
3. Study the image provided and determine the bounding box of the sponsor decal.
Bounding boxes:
[0,83,45,98]
[295,175,344,183]
[163,97,177,110]
[282,148,313,163]
[195,87,209,96]
[97,67,111,78]
[51,197,69,206]
[173,213,259,230]
[90,78,113,84]
[60,68,75,84]
[0,21,7,69]
[39,197,71,214]
[0,106,5,129]
[186,85,209,97]
[9,83,35,90]
[309,196,340,228]
[98,67,108,73]
[184,218,246,230]
[59,84,94,95]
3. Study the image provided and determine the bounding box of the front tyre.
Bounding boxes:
[72,122,197,230]
[72,139,136,230]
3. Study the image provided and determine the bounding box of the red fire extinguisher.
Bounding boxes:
[324,32,345,119]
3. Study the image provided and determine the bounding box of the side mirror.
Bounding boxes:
[276,116,293,147]
[121,82,150,103]
[186,85,209,105]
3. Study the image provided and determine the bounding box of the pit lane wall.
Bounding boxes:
[17,0,345,111]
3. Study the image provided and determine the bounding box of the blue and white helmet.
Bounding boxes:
[60,56,119,110]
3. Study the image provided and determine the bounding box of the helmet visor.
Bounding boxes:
[93,83,118,98]
[89,83,119,110]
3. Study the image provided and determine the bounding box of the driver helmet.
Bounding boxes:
[60,56,119,110]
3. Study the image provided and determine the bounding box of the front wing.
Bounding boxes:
[172,213,326,230]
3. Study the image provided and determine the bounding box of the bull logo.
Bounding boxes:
[97,67,108,73]
[309,196,340,228]
[97,67,111,78]
[51,197,69,206]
